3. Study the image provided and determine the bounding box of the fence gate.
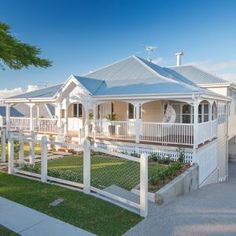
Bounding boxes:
[88,144,148,216]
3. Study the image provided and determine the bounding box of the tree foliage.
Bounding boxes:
[0,22,52,70]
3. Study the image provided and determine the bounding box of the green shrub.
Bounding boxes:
[148,152,158,162]
[178,148,185,163]
[130,151,140,158]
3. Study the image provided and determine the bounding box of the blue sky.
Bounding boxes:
[1,0,236,92]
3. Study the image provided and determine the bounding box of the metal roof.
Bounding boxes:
[8,84,63,100]
[74,76,104,94]
[169,65,227,85]
[80,56,218,97]
[3,56,229,101]
[13,104,53,118]
[0,106,24,117]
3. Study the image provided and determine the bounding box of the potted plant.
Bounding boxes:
[106,113,117,135]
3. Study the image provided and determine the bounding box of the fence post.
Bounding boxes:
[19,130,24,166]
[1,128,6,162]
[8,133,14,174]
[41,136,48,183]
[29,131,35,164]
[83,138,91,194]
[140,153,148,217]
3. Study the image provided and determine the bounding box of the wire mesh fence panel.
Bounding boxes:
[47,152,84,185]
[90,151,140,191]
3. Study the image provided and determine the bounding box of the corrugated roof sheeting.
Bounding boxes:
[8,84,63,99]
[4,56,229,101]
[170,65,227,84]
[0,106,24,117]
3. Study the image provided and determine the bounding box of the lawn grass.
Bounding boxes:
[46,153,168,191]
[0,173,142,236]
[0,225,18,236]
[0,143,41,160]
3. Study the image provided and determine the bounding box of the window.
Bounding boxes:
[128,103,134,119]
[198,102,209,123]
[218,103,226,124]
[111,102,114,113]
[203,103,209,122]
[198,104,202,123]
[172,104,181,123]
[98,105,101,119]
[73,103,83,118]
[182,104,192,123]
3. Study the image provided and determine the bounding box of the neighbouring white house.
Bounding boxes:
[1,55,233,187]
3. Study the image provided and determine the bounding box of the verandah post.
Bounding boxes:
[193,98,199,164]
[134,102,142,144]
[8,133,14,174]
[41,136,48,183]
[1,128,6,162]
[83,138,91,194]
[140,153,148,217]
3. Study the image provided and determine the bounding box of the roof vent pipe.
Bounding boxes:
[175,52,184,66]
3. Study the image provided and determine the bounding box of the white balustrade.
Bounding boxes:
[9,117,58,133]
[141,122,194,145]
[96,120,135,140]
[9,117,30,131]
[197,119,218,145]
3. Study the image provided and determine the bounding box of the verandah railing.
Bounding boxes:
[9,117,58,133]
[9,117,218,146]
[95,120,218,146]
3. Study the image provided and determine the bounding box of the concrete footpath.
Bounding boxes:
[0,197,94,236]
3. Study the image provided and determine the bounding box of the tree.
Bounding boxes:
[0,22,52,70]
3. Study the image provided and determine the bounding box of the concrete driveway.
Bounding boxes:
[125,163,236,236]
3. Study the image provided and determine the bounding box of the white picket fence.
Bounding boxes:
[95,141,193,164]
[5,131,148,217]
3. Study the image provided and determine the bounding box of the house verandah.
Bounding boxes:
[3,77,220,149]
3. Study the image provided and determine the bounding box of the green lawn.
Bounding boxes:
[0,173,141,236]
[0,225,18,236]
[46,153,167,191]
[20,152,184,192]
[0,143,41,159]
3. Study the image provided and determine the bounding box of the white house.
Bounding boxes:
[2,55,232,186]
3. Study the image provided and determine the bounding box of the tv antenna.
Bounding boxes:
[145,45,157,62]
[37,81,49,88]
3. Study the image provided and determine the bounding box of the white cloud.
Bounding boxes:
[152,57,164,65]
[0,87,23,99]
[26,85,39,92]
[0,84,39,99]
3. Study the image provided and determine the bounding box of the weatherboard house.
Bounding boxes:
[2,55,234,187]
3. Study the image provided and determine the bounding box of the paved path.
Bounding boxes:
[126,162,236,236]
[0,197,94,236]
